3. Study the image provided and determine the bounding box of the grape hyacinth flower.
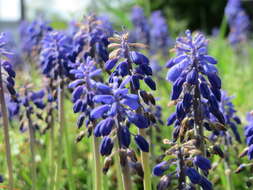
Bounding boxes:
[225,0,241,25]
[130,7,172,79]
[130,6,150,45]
[209,91,242,189]
[40,30,75,190]
[210,91,241,144]
[225,0,250,46]
[69,14,111,67]
[69,56,105,190]
[19,18,52,59]
[18,85,47,189]
[40,31,73,79]
[235,112,253,182]
[0,32,17,190]
[154,30,227,189]
[228,10,250,46]
[243,112,253,160]
[102,31,157,190]
[149,11,171,56]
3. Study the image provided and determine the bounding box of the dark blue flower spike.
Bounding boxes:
[0,33,17,99]
[240,112,253,161]
[154,30,227,189]
[69,14,112,68]
[18,84,47,133]
[225,0,250,46]
[209,91,241,144]
[91,31,157,188]
[130,6,150,45]
[40,31,73,80]
[19,18,52,59]
[0,32,18,189]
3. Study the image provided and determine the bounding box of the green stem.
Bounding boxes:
[114,141,124,190]
[224,145,233,190]
[119,152,132,190]
[92,135,102,190]
[115,117,132,190]
[54,83,75,190]
[139,129,152,190]
[27,116,37,190]
[219,14,228,39]
[0,64,14,190]
[63,115,75,190]
[224,161,233,190]
[49,116,55,189]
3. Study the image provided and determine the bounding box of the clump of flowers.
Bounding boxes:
[149,11,171,56]
[86,31,156,189]
[243,112,253,160]
[130,6,150,45]
[130,6,171,79]
[210,91,241,144]
[154,30,227,190]
[69,14,112,67]
[19,19,52,59]
[0,32,18,190]
[225,0,250,46]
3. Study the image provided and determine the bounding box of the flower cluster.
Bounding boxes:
[166,30,224,126]
[40,31,73,79]
[225,0,250,46]
[18,86,46,133]
[69,56,102,132]
[130,6,171,55]
[244,112,253,160]
[149,11,170,56]
[19,19,52,57]
[209,91,241,144]
[153,30,227,190]
[0,33,17,98]
[92,31,157,155]
[130,6,150,45]
[69,15,112,65]
[130,6,171,79]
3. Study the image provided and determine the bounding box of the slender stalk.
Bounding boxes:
[63,114,75,190]
[177,147,186,190]
[139,129,152,190]
[114,141,124,190]
[122,35,151,190]
[54,81,75,190]
[224,144,234,190]
[92,134,102,190]
[27,114,37,190]
[119,152,132,190]
[49,115,55,189]
[192,70,205,157]
[54,83,64,190]
[192,69,205,190]
[0,65,14,190]
[224,161,233,190]
[115,117,132,190]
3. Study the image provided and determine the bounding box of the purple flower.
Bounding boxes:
[185,167,202,184]
[225,0,249,46]
[244,113,253,160]
[193,155,211,172]
[40,31,73,78]
[134,135,149,152]
[130,6,150,45]
[100,136,114,156]
[149,11,171,56]
[19,18,52,56]
[153,161,169,176]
